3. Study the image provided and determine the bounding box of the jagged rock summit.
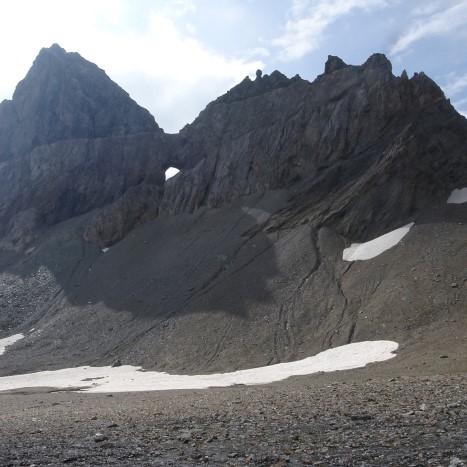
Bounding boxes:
[0,45,465,377]
[0,44,167,250]
[0,44,159,160]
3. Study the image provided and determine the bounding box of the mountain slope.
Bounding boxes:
[0,46,465,376]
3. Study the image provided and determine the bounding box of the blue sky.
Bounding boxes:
[0,0,466,132]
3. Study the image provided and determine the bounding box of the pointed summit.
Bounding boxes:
[324,55,347,74]
[39,42,67,56]
[0,44,159,160]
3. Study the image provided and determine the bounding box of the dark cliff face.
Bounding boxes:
[1,46,467,251]
[0,45,166,248]
[0,47,466,375]
[0,44,159,161]
[162,54,467,240]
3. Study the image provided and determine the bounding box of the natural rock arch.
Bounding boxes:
[165,166,180,180]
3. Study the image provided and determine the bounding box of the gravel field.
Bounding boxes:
[0,367,465,466]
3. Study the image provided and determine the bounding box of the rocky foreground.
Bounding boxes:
[0,365,465,466]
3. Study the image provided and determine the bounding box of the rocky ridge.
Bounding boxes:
[0,45,465,376]
[0,44,164,250]
[163,53,466,242]
[1,47,466,251]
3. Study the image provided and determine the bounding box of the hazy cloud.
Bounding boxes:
[243,47,271,59]
[452,96,467,107]
[0,1,466,131]
[106,9,263,131]
[0,0,262,132]
[443,72,467,96]
[444,74,467,117]
[272,0,389,60]
[390,1,467,55]
[0,0,124,100]
[154,0,196,19]
[439,71,467,117]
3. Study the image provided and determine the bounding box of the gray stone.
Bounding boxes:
[93,433,107,442]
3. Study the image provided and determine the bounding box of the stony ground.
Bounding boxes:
[0,366,465,466]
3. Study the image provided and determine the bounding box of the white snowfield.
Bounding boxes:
[0,341,398,393]
[342,187,467,261]
[0,333,24,356]
[343,223,414,261]
[447,187,467,204]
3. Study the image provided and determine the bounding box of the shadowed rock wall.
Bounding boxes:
[0,47,466,375]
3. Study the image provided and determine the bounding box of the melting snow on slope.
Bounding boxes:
[343,223,414,261]
[0,341,398,393]
[447,187,467,204]
[0,334,24,356]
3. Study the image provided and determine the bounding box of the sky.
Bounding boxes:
[0,0,466,133]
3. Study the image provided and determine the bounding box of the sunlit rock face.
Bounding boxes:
[0,46,466,377]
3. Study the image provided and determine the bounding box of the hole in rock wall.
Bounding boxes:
[165,167,180,181]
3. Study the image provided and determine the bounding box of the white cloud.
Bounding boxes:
[442,72,467,97]
[272,0,390,60]
[451,97,467,118]
[390,1,467,55]
[453,96,467,108]
[243,47,271,59]
[154,0,196,19]
[0,0,126,98]
[94,0,126,24]
[411,0,448,17]
[101,10,263,131]
[0,1,262,132]
[439,72,467,118]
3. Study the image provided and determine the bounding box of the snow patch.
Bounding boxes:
[447,187,467,204]
[0,334,24,356]
[102,248,109,253]
[343,223,414,261]
[0,341,398,393]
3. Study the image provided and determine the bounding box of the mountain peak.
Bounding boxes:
[22,43,82,86]
[215,69,297,105]
[40,42,67,55]
[324,55,348,74]
[0,48,466,389]
[363,53,392,71]
[0,45,159,161]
